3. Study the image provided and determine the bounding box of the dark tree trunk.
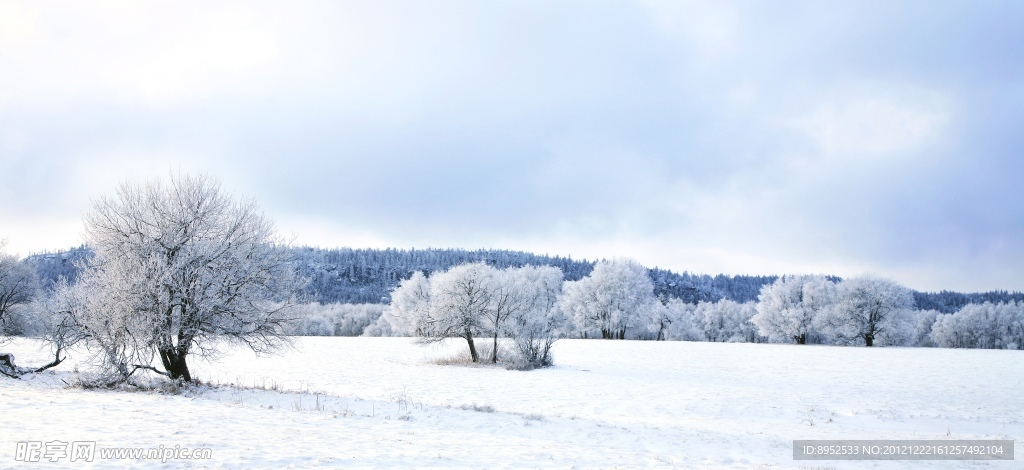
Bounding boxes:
[464,329,479,363]
[491,332,499,363]
[795,334,806,345]
[0,353,17,378]
[864,334,874,347]
[159,349,192,382]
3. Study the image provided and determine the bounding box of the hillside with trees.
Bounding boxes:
[21,246,1024,312]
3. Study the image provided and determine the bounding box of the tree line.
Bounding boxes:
[23,247,1023,314]
[364,264,1024,354]
[3,174,1022,384]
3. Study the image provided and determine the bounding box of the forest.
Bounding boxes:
[21,244,1023,312]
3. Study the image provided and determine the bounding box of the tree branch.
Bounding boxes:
[131,364,171,377]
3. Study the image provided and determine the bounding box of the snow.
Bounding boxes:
[1,337,1021,468]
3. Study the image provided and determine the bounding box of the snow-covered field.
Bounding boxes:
[1,337,1020,468]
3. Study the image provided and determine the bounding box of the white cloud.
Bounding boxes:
[784,88,950,160]
[638,0,740,63]
[0,1,283,110]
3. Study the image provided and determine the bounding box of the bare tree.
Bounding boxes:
[66,173,298,382]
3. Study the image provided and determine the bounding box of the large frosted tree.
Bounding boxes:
[558,258,657,339]
[68,174,298,382]
[815,275,914,347]
[420,262,497,362]
[752,275,836,344]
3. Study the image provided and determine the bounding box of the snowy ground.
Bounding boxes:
[1,337,1020,468]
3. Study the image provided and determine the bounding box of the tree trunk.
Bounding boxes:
[491,332,499,363]
[464,329,479,363]
[795,334,806,345]
[0,353,17,378]
[159,348,193,382]
[864,334,874,347]
[1,350,65,379]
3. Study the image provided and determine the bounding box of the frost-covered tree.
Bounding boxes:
[646,297,673,341]
[420,262,496,362]
[388,263,566,366]
[503,265,565,367]
[384,271,431,337]
[930,301,1024,349]
[999,302,1024,349]
[0,242,39,337]
[910,309,941,347]
[64,174,298,382]
[752,275,836,344]
[660,297,700,341]
[482,267,530,363]
[815,276,915,347]
[695,299,761,343]
[558,258,657,339]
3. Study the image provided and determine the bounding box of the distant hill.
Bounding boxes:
[289,246,777,304]
[23,245,1023,312]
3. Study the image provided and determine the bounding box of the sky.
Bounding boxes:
[1,0,1022,293]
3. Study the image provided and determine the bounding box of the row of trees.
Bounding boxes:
[386,263,564,368]
[751,275,917,347]
[930,302,1024,349]
[372,264,1024,351]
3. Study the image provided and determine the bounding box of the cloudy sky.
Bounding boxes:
[1,1,1021,292]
